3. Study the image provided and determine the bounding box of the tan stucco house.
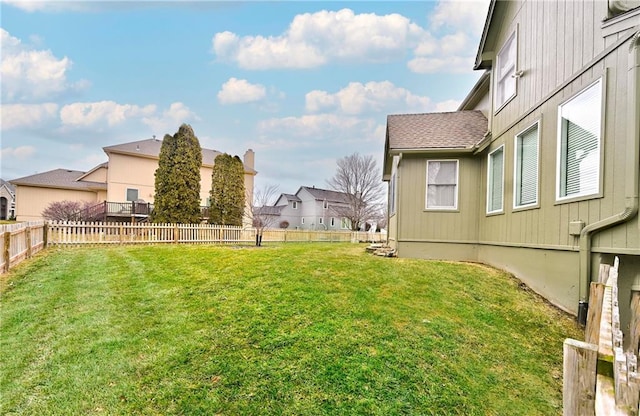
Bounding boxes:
[384,0,640,327]
[10,138,256,222]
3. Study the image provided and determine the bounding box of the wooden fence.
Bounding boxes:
[563,257,640,415]
[46,221,387,246]
[1,221,47,273]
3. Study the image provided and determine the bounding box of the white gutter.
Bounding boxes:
[577,31,640,324]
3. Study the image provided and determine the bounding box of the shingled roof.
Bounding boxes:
[10,169,107,191]
[103,138,255,173]
[300,186,351,204]
[386,110,488,150]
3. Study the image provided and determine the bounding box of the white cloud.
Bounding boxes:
[1,28,88,102]
[212,8,425,70]
[434,99,462,112]
[142,102,200,134]
[60,101,156,127]
[1,145,36,160]
[306,81,431,115]
[407,55,475,74]
[211,3,490,74]
[0,103,58,130]
[430,0,489,36]
[217,78,267,104]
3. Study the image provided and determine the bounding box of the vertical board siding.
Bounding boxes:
[475,0,637,253]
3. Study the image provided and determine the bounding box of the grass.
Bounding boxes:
[0,243,582,415]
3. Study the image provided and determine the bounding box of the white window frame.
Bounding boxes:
[301,217,305,225]
[555,77,604,202]
[487,146,505,214]
[513,121,540,209]
[292,201,298,209]
[323,200,328,209]
[341,218,350,229]
[319,217,324,225]
[495,30,518,111]
[425,160,459,210]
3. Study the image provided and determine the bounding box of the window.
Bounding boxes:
[323,200,328,209]
[495,31,517,109]
[341,218,350,229]
[426,160,458,209]
[331,217,335,227]
[292,201,298,209]
[126,188,138,202]
[514,123,539,208]
[301,217,305,225]
[557,78,602,200]
[487,146,504,213]
[319,217,324,225]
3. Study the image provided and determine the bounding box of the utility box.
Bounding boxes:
[569,220,585,236]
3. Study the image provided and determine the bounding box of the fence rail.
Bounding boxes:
[1,221,47,273]
[46,221,386,246]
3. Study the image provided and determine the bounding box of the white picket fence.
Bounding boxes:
[46,221,386,246]
[0,221,47,273]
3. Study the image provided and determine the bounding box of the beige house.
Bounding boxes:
[384,0,640,326]
[11,138,256,222]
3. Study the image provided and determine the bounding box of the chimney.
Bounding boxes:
[244,149,255,170]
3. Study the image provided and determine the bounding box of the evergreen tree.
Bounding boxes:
[209,153,245,226]
[151,124,202,223]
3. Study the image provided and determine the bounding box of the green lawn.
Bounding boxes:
[1,243,581,415]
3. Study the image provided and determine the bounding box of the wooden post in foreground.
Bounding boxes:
[2,232,10,273]
[630,290,640,356]
[585,282,606,345]
[563,338,598,416]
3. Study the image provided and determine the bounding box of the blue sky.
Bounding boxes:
[1,0,489,195]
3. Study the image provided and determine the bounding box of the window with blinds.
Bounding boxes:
[514,123,539,208]
[495,31,517,109]
[557,78,602,200]
[425,160,458,210]
[487,146,504,213]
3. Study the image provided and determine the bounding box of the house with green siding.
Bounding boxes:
[383,0,640,332]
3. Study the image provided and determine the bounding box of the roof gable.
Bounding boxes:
[298,186,351,204]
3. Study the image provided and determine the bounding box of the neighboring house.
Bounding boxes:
[0,179,16,220]
[383,0,640,328]
[271,186,353,230]
[10,138,256,222]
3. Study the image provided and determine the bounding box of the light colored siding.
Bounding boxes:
[396,154,480,243]
[82,166,107,183]
[15,186,99,221]
[477,0,638,254]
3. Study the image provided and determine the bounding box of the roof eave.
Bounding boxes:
[474,0,497,70]
[388,147,476,155]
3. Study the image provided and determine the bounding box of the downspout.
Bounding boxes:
[577,31,640,325]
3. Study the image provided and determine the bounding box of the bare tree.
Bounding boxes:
[327,153,385,231]
[246,184,280,246]
[42,200,100,222]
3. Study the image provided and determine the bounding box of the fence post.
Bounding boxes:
[585,282,605,345]
[563,338,598,416]
[43,223,48,248]
[25,226,32,259]
[2,232,9,273]
[630,290,640,356]
[174,225,179,243]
